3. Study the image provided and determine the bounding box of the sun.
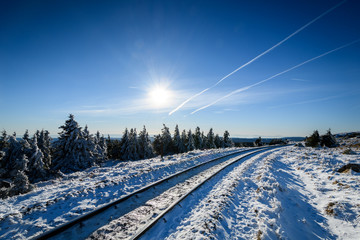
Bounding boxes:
[148,86,173,108]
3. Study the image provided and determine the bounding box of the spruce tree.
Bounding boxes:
[120,128,130,159]
[214,134,222,148]
[27,137,47,182]
[223,130,234,148]
[180,129,187,153]
[152,134,163,157]
[52,114,96,173]
[123,128,140,160]
[94,131,108,161]
[23,129,30,143]
[0,136,32,198]
[161,124,173,155]
[37,130,52,169]
[194,127,203,150]
[0,130,9,151]
[206,128,216,149]
[138,126,154,159]
[173,125,183,153]
[186,129,195,151]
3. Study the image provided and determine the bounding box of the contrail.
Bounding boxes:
[190,39,360,114]
[168,0,347,116]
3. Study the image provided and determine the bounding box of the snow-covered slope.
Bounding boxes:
[1,136,359,239]
[0,148,241,239]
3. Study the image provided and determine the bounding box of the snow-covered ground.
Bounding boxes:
[1,136,359,239]
[0,148,242,239]
[146,138,360,240]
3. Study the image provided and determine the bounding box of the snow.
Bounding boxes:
[0,148,241,239]
[1,136,359,239]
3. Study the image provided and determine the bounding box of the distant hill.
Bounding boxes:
[232,137,305,144]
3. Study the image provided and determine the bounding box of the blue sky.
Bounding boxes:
[1,0,359,138]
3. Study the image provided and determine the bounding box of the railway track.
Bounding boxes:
[34,146,283,240]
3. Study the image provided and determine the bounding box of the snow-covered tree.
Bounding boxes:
[161,124,173,155]
[9,170,32,197]
[214,134,222,148]
[23,129,30,142]
[52,114,97,173]
[0,130,9,150]
[6,136,29,172]
[205,128,216,149]
[94,131,108,161]
[122,128,140,160]
[78,125,97,167]
[180,130,187,152]
[107,135,121,160]
[120,128,130,159]
[37,130,52,169]
[27,137,47,182]
[138,126,154,159]
[194,127,203,150]
[186,129,195,152]
[152,134,163,157]
[0,135,32,198]
[173,125,184,153]
[223,130,234,148]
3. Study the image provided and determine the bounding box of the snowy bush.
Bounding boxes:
[305,130,321,147]
[320,129,338,148]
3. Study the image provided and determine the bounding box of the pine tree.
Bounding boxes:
[173,125,184,153]
[0,136,32,198]
[223,130,234,148]
[23,129,30,142]
[6,136,29,173]
[123,128,140,160]
[206,128,216,149]
[107,135,121,160]
[120,128,130,159]
[0,130,9,151]
[94,131,108,161]
[152,134,163,157]
[186,129,195,151]
[138,126,154,159]
[52,114,96,173]
[79,125,97,167]
[27,137,47,182]
[214,134,222,148]
[9,170,32,196]
[161,124,173,155]
[194,127,203,150]
[37,130,52,169]
[180,130,187,153]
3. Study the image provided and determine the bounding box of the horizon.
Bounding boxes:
[1,0,359,138]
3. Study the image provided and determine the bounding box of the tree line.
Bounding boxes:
[0,114,234,198]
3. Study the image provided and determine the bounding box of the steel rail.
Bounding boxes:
[33,147,273,239]
[131,145,285,240]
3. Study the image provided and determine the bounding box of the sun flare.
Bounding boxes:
[148,86,173,108]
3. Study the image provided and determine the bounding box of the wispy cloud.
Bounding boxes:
[269,95,340,109]
[169,0,347,116]
[191,39,360,114]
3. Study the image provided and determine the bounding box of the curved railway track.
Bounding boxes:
[34,146,284,240]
